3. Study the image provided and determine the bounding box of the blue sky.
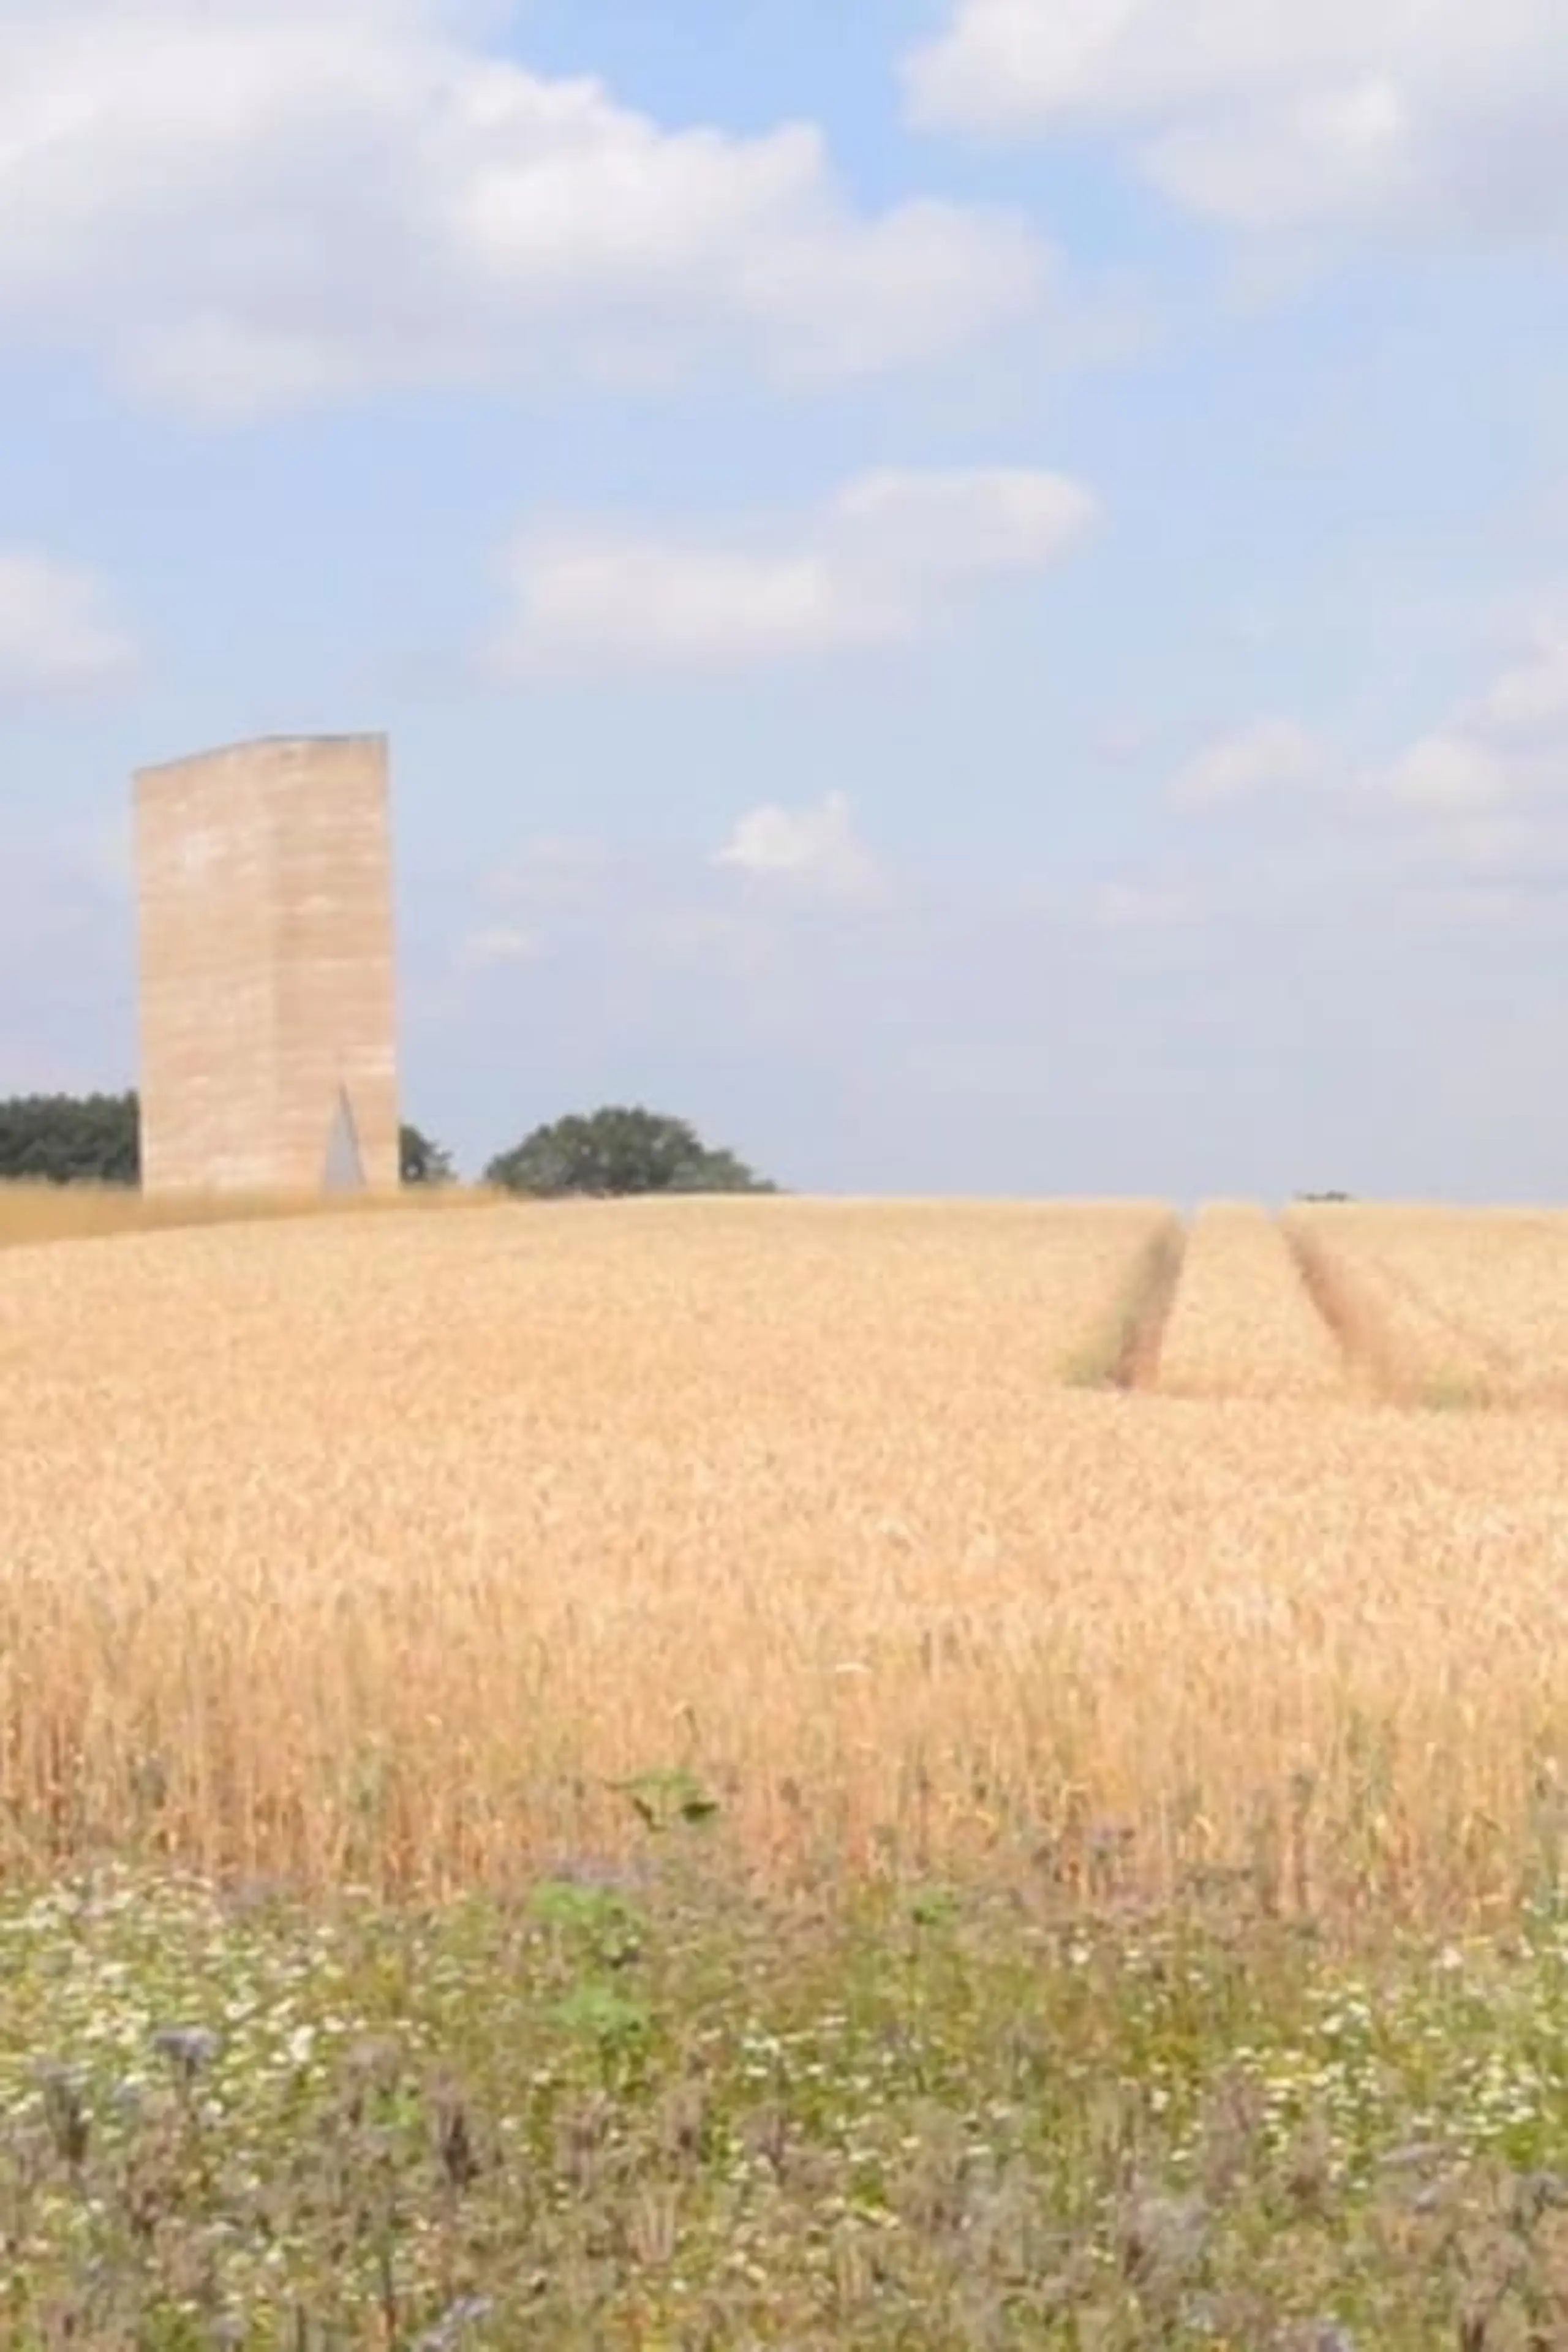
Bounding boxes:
[4,0,1568,1198]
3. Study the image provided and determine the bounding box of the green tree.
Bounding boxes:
[0,1095,454,1191]
[0,1092,140,1185]
[484,1106,776,1199]
[400,1123,456,1185]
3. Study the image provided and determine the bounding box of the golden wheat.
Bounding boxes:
[1298,1205,1568,1404]
[1284,1204,1510,1404]
[0,1178,496,1252]
[4,1196,1568,1925]
[1156,1202,1346,1400]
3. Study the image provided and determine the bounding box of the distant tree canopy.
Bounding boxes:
[1294,1190,1355,1204]
[0,1094,771,1198]
[484,1107,776,1199]
[0,1093,457,1190]
[0,1092,139,1185]
[399,1124,456,1185]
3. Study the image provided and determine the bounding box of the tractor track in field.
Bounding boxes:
[1283,1222,1568,1412]
[1084,1207,1564,1417]
[1280,1219,1401,1397]
[1278,1218,1510,1409]
[1352,1255,1533,1399]
[1110,1216,1188,1392]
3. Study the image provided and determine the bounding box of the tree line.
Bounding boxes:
[0,1095,776,1199]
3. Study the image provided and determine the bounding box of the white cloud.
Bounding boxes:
[0,0,1049,421]
[1384,734,1512,814]
[55,809,134,899]
[827,467,1098,584]
[1373,612,1568,829]
[1151,622,1568,918]
[1421,883,1522,927]
[486,834,607,908]
[458,922,546,970]
[1160,616,1568,919]
[494,536,890,671]
[904,0,1568,247]
[1167,718,1319,812]
[650,908,780,978]
[1385,804,1568,924]
[1098,717,1153,761]
[1093,880,1196,929]
[713,791,884,906]
[1474,619,1568,739]
[0,550,136,696]
[486,465,1098,674]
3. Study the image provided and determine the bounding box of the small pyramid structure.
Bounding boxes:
[322,1084,367,1191]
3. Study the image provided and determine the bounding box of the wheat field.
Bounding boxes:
[1156,1200,1347,1401]
[1287,1201,1568,1408]
[0,1177,494,1251]
[6,1191,1568,1926]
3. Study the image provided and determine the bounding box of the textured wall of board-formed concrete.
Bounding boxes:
[134,736,399,1195]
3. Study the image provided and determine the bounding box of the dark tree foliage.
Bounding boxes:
[0,1092,140,1185]
[400,1124,456,1185]
[484,1106,777,1200]
[1295,1191,1355,1204]
[0,1095,455,1189]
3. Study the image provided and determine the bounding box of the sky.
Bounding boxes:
[4,0,1568,1200]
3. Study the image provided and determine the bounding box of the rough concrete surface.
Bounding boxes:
[134,736,399,1194]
